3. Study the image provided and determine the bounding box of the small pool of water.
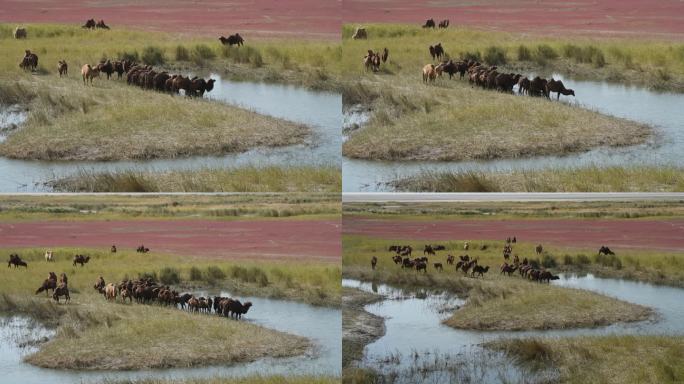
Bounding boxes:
[0,290,340,383]
[343,274,684,382]
[0,76,341,192]
[343,75,684,191]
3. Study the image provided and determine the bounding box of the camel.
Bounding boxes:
[219,33,244,46]
[36,273,58,296]
[545,79,575,100]
[14,27,27,39]
[97,59,114,79]
[598,246,615,256]
[82,19,96,29]
[352,27,367,40]
[94,276,106,293]
[517,77,530,95]
[73,255,90,267]
[471,265,489,278]
[225,299,252,319]
[422,64,437,84]
[529,76,549,97]
[8,254,27,268]
[57,60,68,77]
[81,64,100,85]
[96,20,110,29]
[500,263,518,276]
[428,43,444,61]
[19,50,38,71]
[105,283,117,301]
[53,284,70,303]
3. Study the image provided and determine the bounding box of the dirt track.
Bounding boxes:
[343,0,684,38]
[0,0,340,39]
[0,219,341,262]
[343,217,684,252]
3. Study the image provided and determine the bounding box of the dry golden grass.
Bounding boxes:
[491,336,684,384]
[390,166,684,192]
[342,76,650,161]
[0,79,308,161]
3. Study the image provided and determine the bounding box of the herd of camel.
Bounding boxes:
[355,22,577,100]
[10,246,253,319]
[372,238,616,284]
[14,23,247,97]
[94,276,252,319]
[20,50,218,97]
[423,57,576,100]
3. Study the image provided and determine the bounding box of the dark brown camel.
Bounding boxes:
[545,79,575,100]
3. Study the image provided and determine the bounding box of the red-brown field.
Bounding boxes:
[0,219,341,262]
[0,0,340,39]
[343,0,684,39]
[343,217,684,252]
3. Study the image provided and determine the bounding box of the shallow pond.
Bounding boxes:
[343,75,684,191]
[343,274,684,382]
[0,76,341,192]
[0,290,340,383]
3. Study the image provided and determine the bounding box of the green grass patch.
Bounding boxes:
[0,193,340,222]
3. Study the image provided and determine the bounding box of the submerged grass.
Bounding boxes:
[104,377,340,384]
[104,375,340,384]
[490,335,684,384]
[48,165,341,192]
[0,78,308,161]
[389,166,684,192]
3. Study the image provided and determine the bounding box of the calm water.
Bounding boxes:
[0,76,341,192]
[0,290,340,384]
[343,274,684,382]
[343,75,684,191]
